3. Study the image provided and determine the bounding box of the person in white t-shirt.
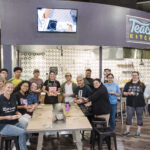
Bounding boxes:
[61,72,77,104]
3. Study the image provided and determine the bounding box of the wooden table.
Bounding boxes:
[27,103,92,150]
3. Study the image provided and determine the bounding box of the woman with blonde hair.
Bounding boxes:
[0,81,27,150]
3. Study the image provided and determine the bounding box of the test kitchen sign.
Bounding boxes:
[126,15,150,45]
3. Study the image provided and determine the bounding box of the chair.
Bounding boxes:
[91,118,117,150]
[0,135,20,150]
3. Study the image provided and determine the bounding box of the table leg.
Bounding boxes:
[37,132,44,150]
[72,130,82,150]
[120,101,123,125]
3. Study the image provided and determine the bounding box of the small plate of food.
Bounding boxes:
[75,99,83,104]
[27,105,34,109]
[13,115,20,119]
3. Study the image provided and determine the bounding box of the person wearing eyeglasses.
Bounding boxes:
[104,73,121,131]
[123,71,145,137]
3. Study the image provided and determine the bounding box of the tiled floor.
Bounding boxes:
[28,115,150,150]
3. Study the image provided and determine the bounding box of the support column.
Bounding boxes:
[1,44,13,79]
[99,46,102,79]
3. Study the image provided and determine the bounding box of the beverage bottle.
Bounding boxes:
[66,103,70,117]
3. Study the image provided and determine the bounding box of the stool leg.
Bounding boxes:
[106,137,111,150]
[0,138,4,150]
[90,131,92,144]
[5,140,11,150]
[94,130,98,150]
[90,130,93,150]
[98,136,103,150]
[113,135,117,150]
[91,130,96,150]
[90,130,97,150]
[14,138,20,150]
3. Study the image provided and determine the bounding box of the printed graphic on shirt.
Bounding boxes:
[49,87,57,92]
[2,107,16,113]
[48,82,57,87]
[20,98,28,105]
[78,90,83,99]
[128,85,142,96]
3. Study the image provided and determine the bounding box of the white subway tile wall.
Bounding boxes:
[20,48,100,84]
[20,47,150,86]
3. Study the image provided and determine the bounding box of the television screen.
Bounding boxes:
[37,8,77,33]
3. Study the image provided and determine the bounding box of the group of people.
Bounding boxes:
[0,66,149,149]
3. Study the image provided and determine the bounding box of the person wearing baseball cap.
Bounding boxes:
[29,69,43,102]
[61,72,77,104]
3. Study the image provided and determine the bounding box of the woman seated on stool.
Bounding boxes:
[83,78,111,126]
[0,82,27,150]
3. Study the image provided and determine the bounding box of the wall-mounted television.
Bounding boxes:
[37,8,77,33]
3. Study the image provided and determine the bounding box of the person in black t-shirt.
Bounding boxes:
[74,75,92,115]
[84,69,94,90]
[13,81,31,115]
[0,82,27,150]
[123,71,145,137]
[42,71,60,104]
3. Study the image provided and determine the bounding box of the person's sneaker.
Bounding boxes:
[134,131,140,138]
[122,131,130,136]
[12,146,16,150]
[26,139,31,146]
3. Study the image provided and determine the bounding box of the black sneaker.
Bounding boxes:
[122,131,130,136]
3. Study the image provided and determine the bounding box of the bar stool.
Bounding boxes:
[0,135,20,150]
[94,127,117,150]
[90,118,107,150]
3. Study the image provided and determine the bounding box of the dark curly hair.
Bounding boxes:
[13,80,30,94]
[13,67,22,72]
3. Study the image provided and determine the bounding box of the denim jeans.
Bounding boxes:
[109,104,117,130]
[126,106,144,126]
[0,121,27,150]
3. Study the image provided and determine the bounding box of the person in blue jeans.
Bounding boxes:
[104,73,120,130]
[0,81,27,150]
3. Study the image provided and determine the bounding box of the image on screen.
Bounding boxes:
[37,8,77,33]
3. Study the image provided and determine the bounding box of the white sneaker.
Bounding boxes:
[12,146,16,150]
[26,139,31,146]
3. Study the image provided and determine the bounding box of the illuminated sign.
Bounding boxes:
[126,15,150,45]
